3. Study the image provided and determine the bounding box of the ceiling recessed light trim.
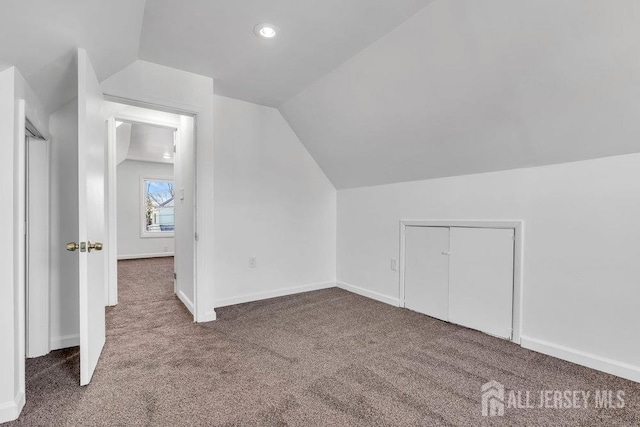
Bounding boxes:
[254,23,279,39]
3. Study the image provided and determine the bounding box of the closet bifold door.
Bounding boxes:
[448,227,514,339]
[404,226,450,321]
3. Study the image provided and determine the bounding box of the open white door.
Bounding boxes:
[77,48,106,385]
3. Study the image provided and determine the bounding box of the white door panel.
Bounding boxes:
[77,48,106,385]
[404,226,449,321]
[448,227,514,339]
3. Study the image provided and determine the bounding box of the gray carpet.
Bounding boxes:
[8,257,640,426]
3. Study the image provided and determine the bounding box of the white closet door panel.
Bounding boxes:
[449,227,514,339]
[404,226,449,321]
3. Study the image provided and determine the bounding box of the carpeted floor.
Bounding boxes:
[8,257,640,426]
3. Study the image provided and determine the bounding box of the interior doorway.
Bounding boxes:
[104,101,197,319]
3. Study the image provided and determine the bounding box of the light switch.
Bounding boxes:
[249,257,257,268]
[390,258,398,271]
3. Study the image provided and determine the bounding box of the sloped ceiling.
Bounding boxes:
[280,0,640,188]
[138,0,435,106]
[0,0,146,114]
[126,123,175,164]
[3,0,640,190]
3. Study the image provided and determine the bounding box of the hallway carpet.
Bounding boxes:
[9,257,640,426]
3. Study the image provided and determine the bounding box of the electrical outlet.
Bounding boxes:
[249,257,257,268]
[390,258,398,271]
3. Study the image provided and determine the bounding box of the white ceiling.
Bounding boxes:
[3,0,640,190]
[0,0,146,113]
[139,0,435,106]
[281,0,640,188]
[125,123,175,164]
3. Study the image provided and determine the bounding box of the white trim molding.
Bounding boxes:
[521,336,640,384]
[198,309,217,323]
[118,253,175,260]
[337,282,400,307]
[0,391,25,424]
[399,219,524,344]
[50,334,80,351]
[214,282,335,308]
[177,290,195,315]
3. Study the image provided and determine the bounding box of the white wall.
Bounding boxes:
[337,153,640,382]
[213,95,336,307]
[117,160,174,258]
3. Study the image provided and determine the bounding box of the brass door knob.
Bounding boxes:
[66,242,80,251]
[88,241,103,252]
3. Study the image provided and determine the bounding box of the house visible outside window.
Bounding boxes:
[142,177,175,237]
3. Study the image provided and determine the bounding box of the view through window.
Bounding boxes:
[143,178,175,234]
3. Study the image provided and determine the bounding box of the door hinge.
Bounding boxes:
[174,272,177,280]
[195,232,199,241]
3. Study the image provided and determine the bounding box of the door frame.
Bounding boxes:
[399,219,524,344]
[104,103,197,320]
[14,101,48,419]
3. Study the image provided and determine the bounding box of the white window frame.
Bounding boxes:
[140,175,175,238]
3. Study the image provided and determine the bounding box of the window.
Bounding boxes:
[141,178,175,237]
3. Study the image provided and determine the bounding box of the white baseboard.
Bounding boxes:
[0,391,25,423]
[177,290,195,315]
[50,334,79,350]
[197,309,217,323]
[337,282,400,307]
[117,253,174,260]
[214,281,335,308]
[521,335,640,383]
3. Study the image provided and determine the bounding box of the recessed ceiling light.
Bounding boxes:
[254,23,279,39]
[163,153,172,159]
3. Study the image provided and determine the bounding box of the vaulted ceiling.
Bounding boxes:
[139,0,435,106]
[281,0,640,188]
[0,0,146,113]
[1,0,433,111]
[2,0,640,189]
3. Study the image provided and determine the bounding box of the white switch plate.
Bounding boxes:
[249,257,257,268]
[180,188,185,201]
[390,258,398,271]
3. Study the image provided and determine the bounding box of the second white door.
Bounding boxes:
[448,227,514,339]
